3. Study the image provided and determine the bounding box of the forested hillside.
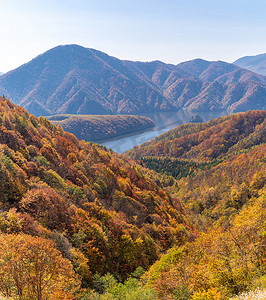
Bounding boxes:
[0,96,265,299]
[127,110,265,219]
[125,110,266,299]
[144,184,266,299]
[127,111,265,160]
[0,96,195,299]
[47,114,154,141]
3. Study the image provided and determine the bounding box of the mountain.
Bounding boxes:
[0,95,195,288]
[145,175,266,298]
[126,109,266,225]
[47,114,154,141]
[176,58,266,84]
[126,110,266,163]
[0,45,265,116]
[0,45,172,117]
[234,53,266,76]
[125,110,266,298]
[125,59,266,113]
[0,95,265,299]
[126,110,266,220]
[0,72,3,76]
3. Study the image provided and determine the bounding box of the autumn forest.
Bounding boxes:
[0,92,264,300]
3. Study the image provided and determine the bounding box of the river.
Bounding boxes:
[98,110,226,154]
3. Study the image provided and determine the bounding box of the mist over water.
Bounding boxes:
[99,110,225,153]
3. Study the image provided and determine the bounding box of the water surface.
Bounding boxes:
[99,110,226,154]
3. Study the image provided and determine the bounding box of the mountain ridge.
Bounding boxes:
[234,53,266,76]
[0,44,265,116]
[126,110,266,162]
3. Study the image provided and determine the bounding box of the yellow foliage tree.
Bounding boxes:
[0,233,80,300]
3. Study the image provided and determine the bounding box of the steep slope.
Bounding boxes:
[0,45,171,116]
[174,58,212,77]
[126,111,266,299]
[124,60,192,90]
[184,80,266,113]
[125,59,266,112]
[127,110,266,222]
[1,97,265,299]
[145,184,266,299]
[234,53,266,76]
[0,45,266,117]
[177,59,266,84]
[47,114,155,141]
[127,110,266,161]
[0,96,195,286]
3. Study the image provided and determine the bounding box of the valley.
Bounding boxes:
[0,46,265,300]
[0,96,195,292]
[0,93,264,299]
[1,0,266,298]
[100,110,225,153]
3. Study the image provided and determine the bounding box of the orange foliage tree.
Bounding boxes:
[0,233,80,300]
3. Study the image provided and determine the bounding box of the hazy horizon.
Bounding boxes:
[0,0,265,72]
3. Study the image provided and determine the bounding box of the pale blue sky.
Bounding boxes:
[0,0,265,72]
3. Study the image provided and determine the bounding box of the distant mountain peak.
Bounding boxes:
[234,53,266,76]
